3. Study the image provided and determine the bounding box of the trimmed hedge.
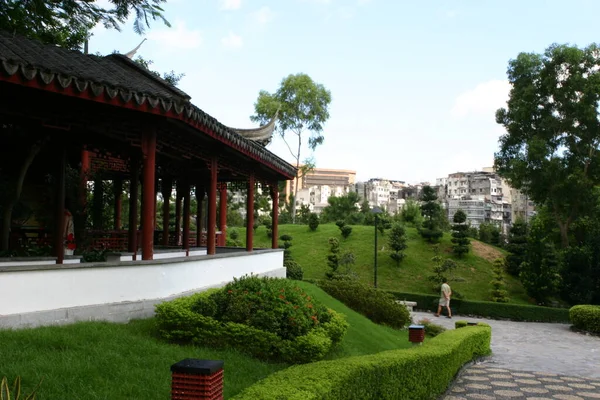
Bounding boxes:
[387,290,570,323]
[232,324,491,400]
[570,305,600,334]
[155,291,348,364]
[455,320,490,329]
[317,279,411,329]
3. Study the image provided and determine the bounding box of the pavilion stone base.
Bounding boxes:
[0,252,285,330]
[0,256,82,267]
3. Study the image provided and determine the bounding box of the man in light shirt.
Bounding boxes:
[435,278,452,318]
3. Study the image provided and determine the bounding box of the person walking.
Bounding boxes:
[435,278,452,318]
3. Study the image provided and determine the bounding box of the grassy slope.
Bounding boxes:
[0,283,410,399]
[239,223,529,304]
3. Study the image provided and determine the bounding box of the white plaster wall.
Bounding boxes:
[0,251,284,315]
[153,251,187,260]
[0,260,55,267]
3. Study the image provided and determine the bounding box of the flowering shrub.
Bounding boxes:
[208,275,331,341]
[156,277,348,363]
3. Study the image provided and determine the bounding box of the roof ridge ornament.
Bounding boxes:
[228,106,280,146]
[124,38,147,59]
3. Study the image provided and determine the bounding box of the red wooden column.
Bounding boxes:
[153,175,159,230]
[270,182,279,249]
[128,158,139,257]
[207,158,218,255]
[175,185,182,246]
[196,185,205,247]
[219,183,227,246]
[54,147,66,264]
[80,149,90,208]
[246,175,255,252]
[161,177,172,246]
[113,178,123,230]
[182,180,191,253]
[141,130,157,260]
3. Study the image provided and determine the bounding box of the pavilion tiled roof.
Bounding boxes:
[0,31,295,179]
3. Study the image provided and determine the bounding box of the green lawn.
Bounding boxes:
[0,282,410,399]
[238,223,530,304]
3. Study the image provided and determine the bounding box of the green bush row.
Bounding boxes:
[155,291,348,364]
[455,320,490,329]
[386,290,570,323]
[232,325,492,400]
[317,279,411,329]
[570,305,600,334]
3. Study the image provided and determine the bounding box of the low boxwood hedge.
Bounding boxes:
[570,305,600,334]
[232,324,491,400]
[387,290,570,323]
[317,279,411,329]
[155,288,348,364]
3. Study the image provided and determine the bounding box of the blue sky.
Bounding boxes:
[90,0,600,183]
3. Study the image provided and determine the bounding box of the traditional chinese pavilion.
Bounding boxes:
[0,31,295,328]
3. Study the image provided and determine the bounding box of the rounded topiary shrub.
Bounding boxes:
[318,279,410,329]
[285,259,304,280]
[570,305,600,334]
[156,276,348,364]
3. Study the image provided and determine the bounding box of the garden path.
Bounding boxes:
[410,311,600,399]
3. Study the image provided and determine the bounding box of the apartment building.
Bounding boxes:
[284,167,357,213]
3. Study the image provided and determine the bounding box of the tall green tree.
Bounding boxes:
[251,73,332,223]
[490,258,510,303]
[495,43,600,248]
[505,218,528,276]
[419,185,443,242]
[519,217,561,305]
[320,192,359,223]
[451,209,470,257]
[388,222,407,266]
[1,0,169,50]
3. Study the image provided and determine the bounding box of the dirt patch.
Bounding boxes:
[471,240,504,263]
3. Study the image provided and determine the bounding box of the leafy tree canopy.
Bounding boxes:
[1,0,169,50]
[495,43,600,247]
[251,73,331,223]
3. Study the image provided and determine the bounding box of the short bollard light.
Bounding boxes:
[171,358,224,400]
[408,324,425,345]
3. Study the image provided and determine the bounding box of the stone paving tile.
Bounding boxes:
[443,365,600,400]
[412,312,600,378]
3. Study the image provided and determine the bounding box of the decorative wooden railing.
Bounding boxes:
[9,229,222,253]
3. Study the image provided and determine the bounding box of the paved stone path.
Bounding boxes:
[410,312,600,399]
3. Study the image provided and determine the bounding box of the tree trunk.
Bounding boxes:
[557,220,570,248]
[0,139,46,251]
[291,135,301,224]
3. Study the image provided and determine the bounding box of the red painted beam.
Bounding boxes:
[161,177,172,246]
[182,180,191,253]
[113,177,123,230]
[0,76,295,180]
[207,158,218,255]
[128,160,139,258]
[175,187,182,246]
[55,148,66,264]
[141,130,157,260]
[246,175,255,252]
[196,185,205,247]
[271,183,279,249]
[219,183,227,246]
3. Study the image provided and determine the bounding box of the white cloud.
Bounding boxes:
[253,6,275,25]
[220,0,242,10]
[451,80,510,119]
[146,21,202,49]
[446,10,457,18]
[221,31,243,48]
